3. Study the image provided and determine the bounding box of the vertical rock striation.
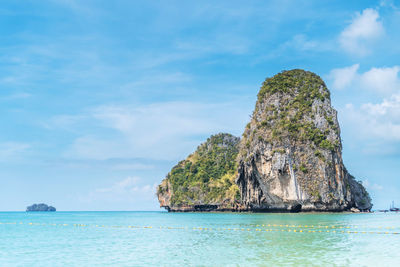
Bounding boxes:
[237,69,372,212]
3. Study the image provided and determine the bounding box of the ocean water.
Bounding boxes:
[0,212,399,266]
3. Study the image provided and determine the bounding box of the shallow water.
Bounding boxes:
[0,211,399,266]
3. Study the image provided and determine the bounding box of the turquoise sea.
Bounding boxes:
[0,211,399,266]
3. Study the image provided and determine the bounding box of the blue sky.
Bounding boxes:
[1,0,399,210]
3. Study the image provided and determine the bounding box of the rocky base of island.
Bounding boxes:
[162,203,371,213]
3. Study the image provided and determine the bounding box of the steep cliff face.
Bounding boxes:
[157,133,245,211]
[237,69,372,211]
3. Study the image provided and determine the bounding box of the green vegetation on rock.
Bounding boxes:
[257,69,329,101]
[249,69,339,151]
[157,133,240,207]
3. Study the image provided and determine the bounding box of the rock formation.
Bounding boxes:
[26,203,56,212]
[237,69,371,212]
[157,69,372,212]
[157,133,245,211]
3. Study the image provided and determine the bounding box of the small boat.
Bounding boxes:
[390,201,400,212]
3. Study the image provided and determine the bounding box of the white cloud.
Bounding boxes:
[62,100,250,161]
[42,114,88,131]
[0,142,30,161]
[330,64,400,156]
[360,93,400,137]
[328,64,359,90]
[339,8,384,55]
[362,93,400,119]
[342,94,400,142]
[92,102,220,138]
[328,64,400,95]
[360,66,400,95]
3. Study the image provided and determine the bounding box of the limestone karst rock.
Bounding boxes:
[157,133,245,211]
[157,69,372,212]
[237,69,371,211]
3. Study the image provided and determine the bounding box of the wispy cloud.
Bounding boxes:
[42,114,88,131]
[0,92,32,100]
[363,179,384,191]
[95,177,142,193]
[55,100,250,161]
[44,158,156,171]
[281,34,334,52]
[0,142,30,161]
[84,177,158,203]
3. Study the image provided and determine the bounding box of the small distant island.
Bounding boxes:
[26,203,56,212]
